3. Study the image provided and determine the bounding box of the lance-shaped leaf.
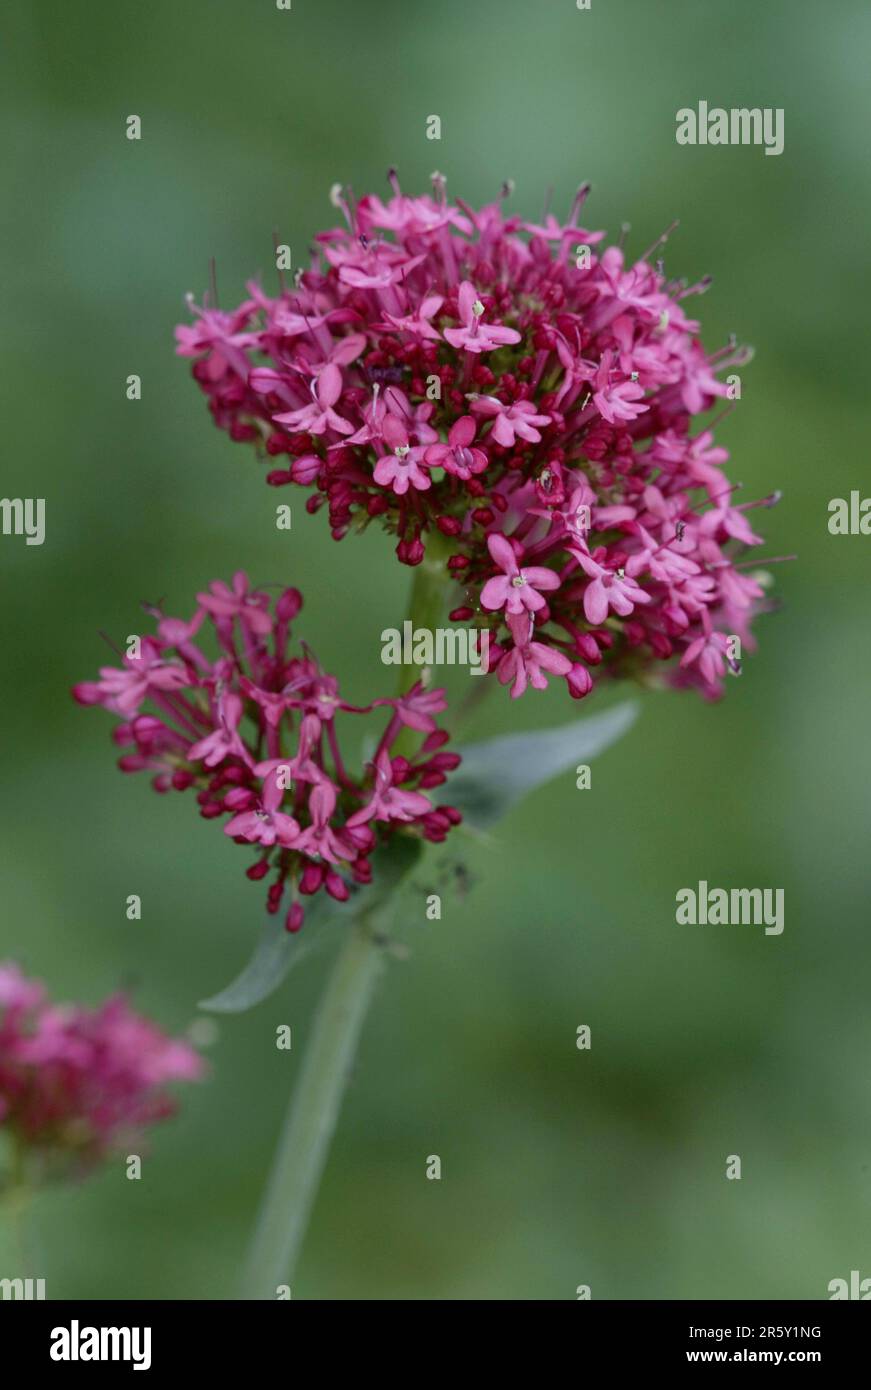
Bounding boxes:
[437,701,638,829]
[199,835,423,1014]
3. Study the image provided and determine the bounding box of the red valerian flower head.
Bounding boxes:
[0,963,203,1182]
[74,574,462,932]
[176,173,776,702]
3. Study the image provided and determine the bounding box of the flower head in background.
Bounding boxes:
[0,963,203,1184]
[74,575,462,932]
[176,174,776,701]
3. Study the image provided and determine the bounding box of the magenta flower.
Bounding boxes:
[573,550,653,625]
[175,174,771,703]
[379,683,449,733]
[442,281,522,354]
[74,574,462,932]
[197,572,273,637]
[469,395,551,447]
[291,781,357,869]
[496,614,574,698]
[272,363,354,437]
[680,630,734,689]
[0,963,203,1180]
[425,416,488,480]
[223,769,301,848]
[372,416,431,494]
[382,294,444,341]
[187,691,252,768]
[346,750,433,828]
[592,350,648,425]
[480,533,561,616]
[73,639,188,719]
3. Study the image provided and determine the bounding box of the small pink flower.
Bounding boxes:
[382,294,444,341]
[573,551,652,625]
[77,576,462,931]
[347,750,433,827]
[174,302,259,380]
[592,350,648,424]
[0,963,45,1014]
[188,692,252,768]
[0,964,203,1173]
[224,769,300,848]
[497,614,573,698]
[292,781,356,863]
[443,281,521,354]
[470,396,551,447]
[73,639,187,719]
[425,416,488,480]
[336,247,426,290]
[480,533,561,616]
[357,191,473,238]
[272,363,354,436]
[197,571,273,637]
[697,503,763,548]
[373,415,431,494]
[377,682,449,733]
[680,616,739,689]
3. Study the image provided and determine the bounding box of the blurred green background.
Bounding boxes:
[1,0,869,1300]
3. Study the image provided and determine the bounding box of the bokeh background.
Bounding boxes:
[1,0,869,1299]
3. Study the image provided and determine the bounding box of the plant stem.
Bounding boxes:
[393,530,455,765]
[396,529,455,698]
[241,529,455,1298]
[0,1145,35,1279]
[240,914,387,1298]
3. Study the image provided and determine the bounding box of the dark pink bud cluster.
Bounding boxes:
[176,174,774,700]
[74,573,462,932]
[0,962,203,1179]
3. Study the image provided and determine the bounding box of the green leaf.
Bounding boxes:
[198,835,422,1014]
[438,700,638,829]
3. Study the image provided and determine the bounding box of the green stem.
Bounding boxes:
[240,914,387,1298]
[241,531,455,1298]
[394,530,455,758]
[396,530,455,698]
[0,1146,36,1280]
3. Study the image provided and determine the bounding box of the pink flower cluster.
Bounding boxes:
[176,175,773,701]
[74,574,462,932]
[0,963,202,1177]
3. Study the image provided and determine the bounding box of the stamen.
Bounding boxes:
[98,630,125,659]
[639,219,680,263]
[569,182,592,226]
[734,554,796,570]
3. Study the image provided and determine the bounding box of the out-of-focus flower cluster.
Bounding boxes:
[176,174,775,701]
[0,963,202,1183]
[74,574,462,932]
